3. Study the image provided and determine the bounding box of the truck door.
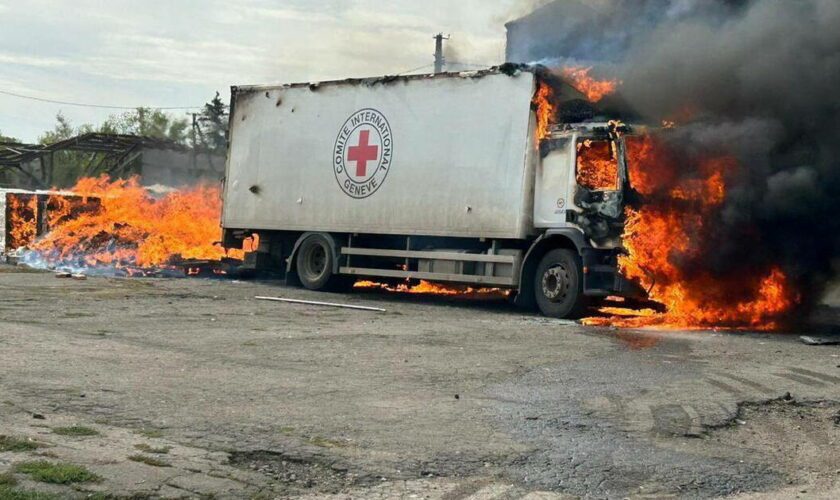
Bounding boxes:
[533,137,574,228]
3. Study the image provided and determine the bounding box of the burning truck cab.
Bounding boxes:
[221,64,642,318]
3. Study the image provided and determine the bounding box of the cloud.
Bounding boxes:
[0,52,69,68]
[0,0,520,142]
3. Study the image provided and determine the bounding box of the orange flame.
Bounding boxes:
[28,176,243,270]
[561,66,619,102]
[533,82,556,141]
[354,279,507,297]
[7,194,38,250]
[584,135,798,330]
[577,139,619,191]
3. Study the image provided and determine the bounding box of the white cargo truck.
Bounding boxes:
[222,64,640,318]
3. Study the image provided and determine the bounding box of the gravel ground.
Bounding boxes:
[0,265,838,499]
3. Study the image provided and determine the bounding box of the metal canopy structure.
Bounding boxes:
[0,133,187,188]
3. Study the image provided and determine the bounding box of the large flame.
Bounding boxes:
[584,135,798,330]
[8,194,38,250]
[533,82,555,141]
[532,67,619,142]
[26,176,242,271]
[577,139,619,191]
[561,66,619,103]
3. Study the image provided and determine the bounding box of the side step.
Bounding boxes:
[339,266,516,286]
[339,246,520,287]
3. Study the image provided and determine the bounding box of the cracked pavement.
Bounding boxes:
[0,266,839,498]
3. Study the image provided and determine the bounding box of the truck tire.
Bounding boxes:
[295,234,338,291]
[534,249,587,319]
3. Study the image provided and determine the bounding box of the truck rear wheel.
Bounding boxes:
[534,249,587,319]
[296,234,337,291]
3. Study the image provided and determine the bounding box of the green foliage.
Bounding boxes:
[0,436,40,452]
[0,130,18,143]
[51,426,99,437]
[102,107,189,144]
[13,461,100,484]
[0,472,17,486]
[36,113,109,188]
[197,91,228,153]
[37,113,79,145]
[0,486,59,500]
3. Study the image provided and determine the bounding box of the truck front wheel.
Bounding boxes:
[534,249,587,319]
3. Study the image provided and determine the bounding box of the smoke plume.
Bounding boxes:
[511,0,840,317]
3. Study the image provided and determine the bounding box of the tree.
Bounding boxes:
[36,113,99,187]
[196,92,228,153]
[102,108,189,145]
[0,130,21,186]
[0,129,18,143]
[38,112,79,144]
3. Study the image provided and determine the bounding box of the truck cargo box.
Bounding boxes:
[223,69,539,240]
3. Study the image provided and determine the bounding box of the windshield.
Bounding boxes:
[576,139,619,191]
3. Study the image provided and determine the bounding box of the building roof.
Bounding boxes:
[0,133,187,169]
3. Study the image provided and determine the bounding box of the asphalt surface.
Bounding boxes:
[0,265,838,499]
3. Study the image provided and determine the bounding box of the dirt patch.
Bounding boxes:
[229,450,376,495]
[705,397,840,495]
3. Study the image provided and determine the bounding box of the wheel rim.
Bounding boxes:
[541,264,570,303]
[303,243,328,280]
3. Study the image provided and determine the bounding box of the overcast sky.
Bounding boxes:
[0,0,539,142]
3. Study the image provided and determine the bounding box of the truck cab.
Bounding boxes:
[517,120,638,318]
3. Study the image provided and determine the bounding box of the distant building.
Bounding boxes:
[139,146,226,187]
[0,133,226,190]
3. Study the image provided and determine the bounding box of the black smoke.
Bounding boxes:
[512,0,840,316]
[506,0,749,65]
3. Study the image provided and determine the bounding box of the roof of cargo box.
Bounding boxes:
[232,63,579,96]
[231,63,639,124]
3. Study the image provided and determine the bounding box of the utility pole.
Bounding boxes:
[190,113,198,149]
[433,33,450,74]
[191,112,198,169]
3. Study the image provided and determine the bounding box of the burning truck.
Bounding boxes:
[221,64,641,318]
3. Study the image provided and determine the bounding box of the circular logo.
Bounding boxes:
[333,109,393,199]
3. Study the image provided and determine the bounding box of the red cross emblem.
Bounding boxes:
[347,130,379,177]
[334,108,393,199]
